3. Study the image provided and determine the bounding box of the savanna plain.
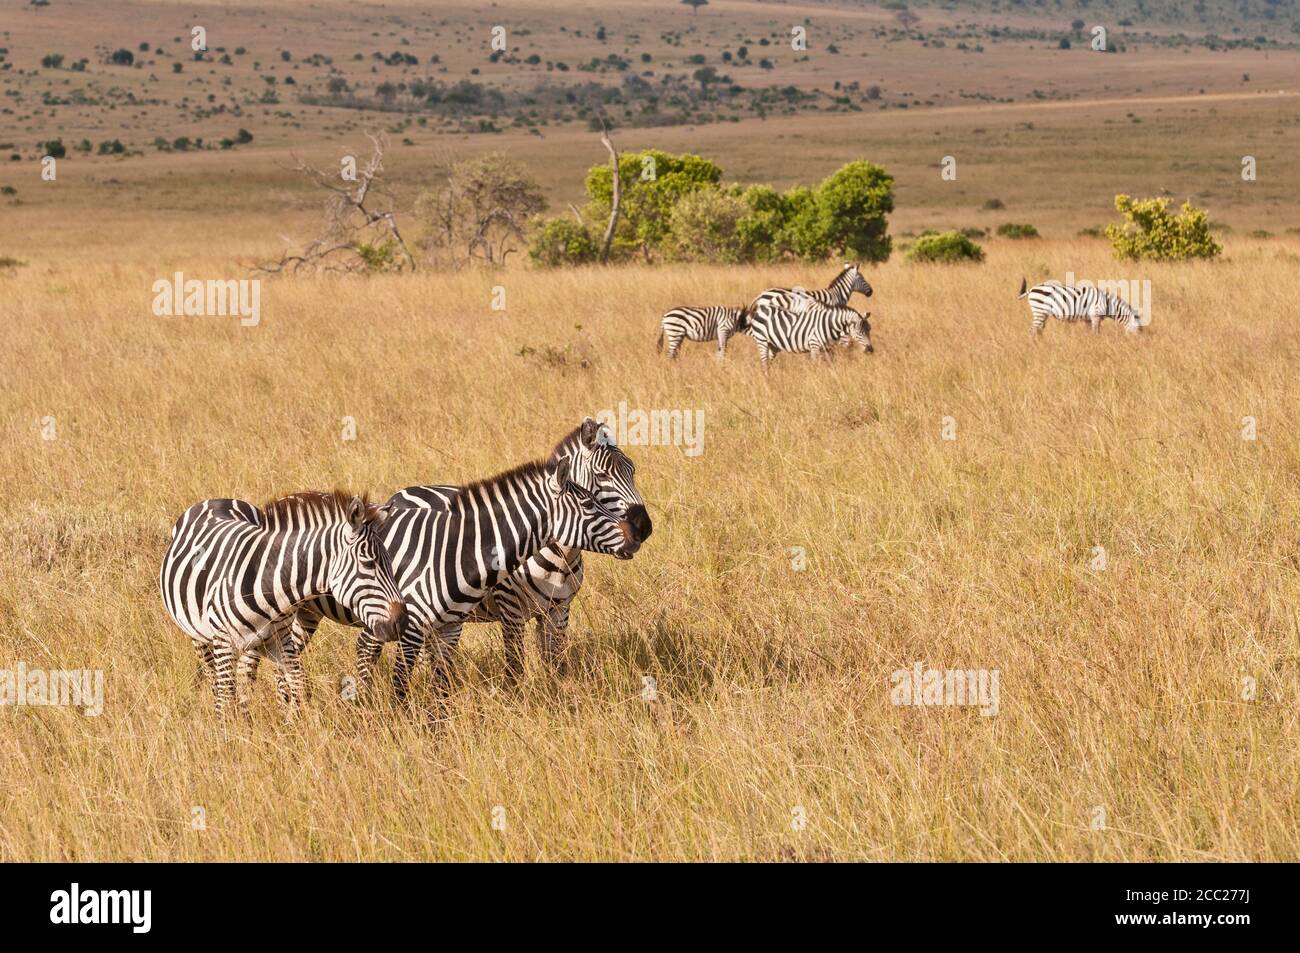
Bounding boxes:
[1,0,1299,860]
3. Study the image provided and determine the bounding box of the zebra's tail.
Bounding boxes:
[656,325,664,352]
[1017,277,1029,299]
[734,306,752,332]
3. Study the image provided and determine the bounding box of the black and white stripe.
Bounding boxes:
[1017,278,1142,335]
[286,420,648,687]
[657,306,750,359]
[159,492,407,716]
[746,262,873,322]
[276,429,650,703]
[748,302,873,370]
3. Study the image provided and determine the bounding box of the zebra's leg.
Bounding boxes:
[278,632,308,713]
[192,640,216,684]
[1090,314,1102,333]
[667,331,683,359]
[210,633,239,717]
[501,618,527,684]
[538,602,572,675]
[235,650,261,715]
[354,627,386,701]
[756,338,773,371]
[716,326,729,359]
[391,620,427,704]
[426,623,461,699]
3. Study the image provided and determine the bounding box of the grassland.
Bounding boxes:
[2,239,1299,860]
[1,0,1299,862]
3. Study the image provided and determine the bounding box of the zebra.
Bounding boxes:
[280,419,647,689]
[159,491,407,716]
[748,301,873,370]
[657,305,750,359]
[744,262,874,328]
[1017,278,1142,335]
[261,431,650,705]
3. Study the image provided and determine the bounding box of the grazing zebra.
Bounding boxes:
[270,430,650,704]
[657,305,750,359]
[283,420,647,688]
[748,301,873,370]
[1018,278,1143,335]
[159,491,407,716]
[745,262,874,325]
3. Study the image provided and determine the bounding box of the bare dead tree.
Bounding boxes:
[252,133,415,276]
[598,123,621,265]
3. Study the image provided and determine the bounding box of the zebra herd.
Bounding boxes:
[160,420,651,716]
[162,265,1144,720]
[657,265,1143,366]
[658,262,875,369]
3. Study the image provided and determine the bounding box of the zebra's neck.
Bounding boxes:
[248,523,341,613]
[825,269,855,304]
[446,463,554,598]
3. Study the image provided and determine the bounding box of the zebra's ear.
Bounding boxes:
[346,495,367,532]
[548,455,572,495]
[580,417,600,449]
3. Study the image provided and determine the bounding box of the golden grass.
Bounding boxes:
[2,239,1298,860]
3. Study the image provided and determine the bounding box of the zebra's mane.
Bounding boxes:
[261,489,368,526]
[449,460,551,508]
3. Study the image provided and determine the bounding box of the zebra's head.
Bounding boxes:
[554,418,653,546]
[1116,298,1143,333]
[544,453,647,561]
[844,262,874,298]
[837,306,873,354]
[332,496,408,644]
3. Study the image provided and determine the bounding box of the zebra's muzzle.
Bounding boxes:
[373,601,408,642]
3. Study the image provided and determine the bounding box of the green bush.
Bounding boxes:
[664,187,749,263]
[1105,194,1221,261]
[43,139,66,158]
[528,217,598,267]
[812,160,894,262]
[584,150,722,260]
[733,184,788,263]
[996,222,1039,239]
[906,230,985,263]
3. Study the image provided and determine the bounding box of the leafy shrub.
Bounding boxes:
[906,231,985,263]
[813,160,894,262]
[43,139,66,158]
[1248,229,1272,239]
[109,48,134,66]
[354,239,399,272]
[664,187,749,262]
[585,150,722,260]
[528,218,598,267]
[996,222,1039,239]
[1077,226,1104,238]
[1105,194,1221,261]
[982,198,1005,210]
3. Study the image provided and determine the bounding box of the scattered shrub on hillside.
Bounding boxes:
[960,226,988,238]
[906,231,985,263]
[42,139,66,158]
[1248,229,1272,239]
[996,222,1039,239]
[528,218,598,267]
[982,197,1005,210]
[1077,226,1104,238]
[1105,194,1221,261]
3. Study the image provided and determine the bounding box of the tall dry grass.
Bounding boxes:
[1,241,1298,860]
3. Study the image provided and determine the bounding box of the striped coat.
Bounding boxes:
[159,491,407,715]
[748,301,873,370]
[1018,278,1142,335]
[658,306,750,359]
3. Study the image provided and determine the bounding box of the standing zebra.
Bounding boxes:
[1018,278,1143,335]
[658,306,750,359]
[285,420,647,687]
[745,262,874,323]
[159,492,407,716]
[748,301,873,370]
